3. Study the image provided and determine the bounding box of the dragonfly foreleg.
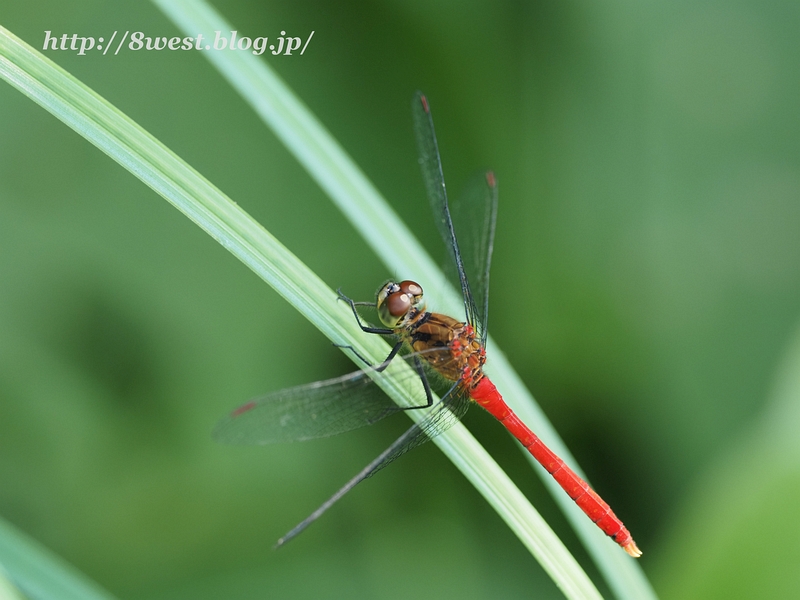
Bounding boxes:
[337,288,394,335]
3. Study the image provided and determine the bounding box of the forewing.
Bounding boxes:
[214,369,400,445]
[411,93,497,341]
[450,170,498,343]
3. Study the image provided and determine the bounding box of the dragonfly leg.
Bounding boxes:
[337,288,394,335]
[333,343,434,419]
[333,340,404,371]
[410,354,435,410]
[373,354,436,420]
[368,354,436,422]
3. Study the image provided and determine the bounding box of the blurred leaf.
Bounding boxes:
[653,320,800,598]
[0,517,115,600]
[0,571,26,600]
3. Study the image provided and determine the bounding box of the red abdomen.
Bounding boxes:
[470,377,641,557]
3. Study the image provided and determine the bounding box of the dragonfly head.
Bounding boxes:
[376,280,425,328]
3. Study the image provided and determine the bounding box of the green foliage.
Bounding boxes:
[0,519,116,599]
[1,0,799,598]
[653,324,800,599]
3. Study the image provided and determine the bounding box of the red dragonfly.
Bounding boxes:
[215,92,641,558]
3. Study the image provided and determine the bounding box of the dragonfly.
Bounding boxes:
[214,92,641,558]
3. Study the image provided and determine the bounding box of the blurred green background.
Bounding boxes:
[2,1,800,598]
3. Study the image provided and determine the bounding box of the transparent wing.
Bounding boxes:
[411,92,498,342]
[358,379,470,476]
[450,170,498,344]
[275,381,471,546]
[213,349,449,445]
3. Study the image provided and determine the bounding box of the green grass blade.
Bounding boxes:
[154,1,655,598]
[0,576,26,600]
[0,517,116,600]
[0,23,601,600]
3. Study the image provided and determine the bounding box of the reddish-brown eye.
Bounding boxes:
[386,292,411,317]
[399,280,423,298]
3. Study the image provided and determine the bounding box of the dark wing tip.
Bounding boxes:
[418,93,430,114]
[231,401,257,417]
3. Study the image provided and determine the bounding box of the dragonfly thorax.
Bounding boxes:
[376,280,426,328]
[408,315,486,387]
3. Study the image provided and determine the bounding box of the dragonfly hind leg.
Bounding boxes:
[373,353,436,416]
[333,342,435,417]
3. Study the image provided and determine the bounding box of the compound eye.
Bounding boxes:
[399,280,423,299]
[377,289,412,327]
[386,291,411,318]
[376,281,399,303]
